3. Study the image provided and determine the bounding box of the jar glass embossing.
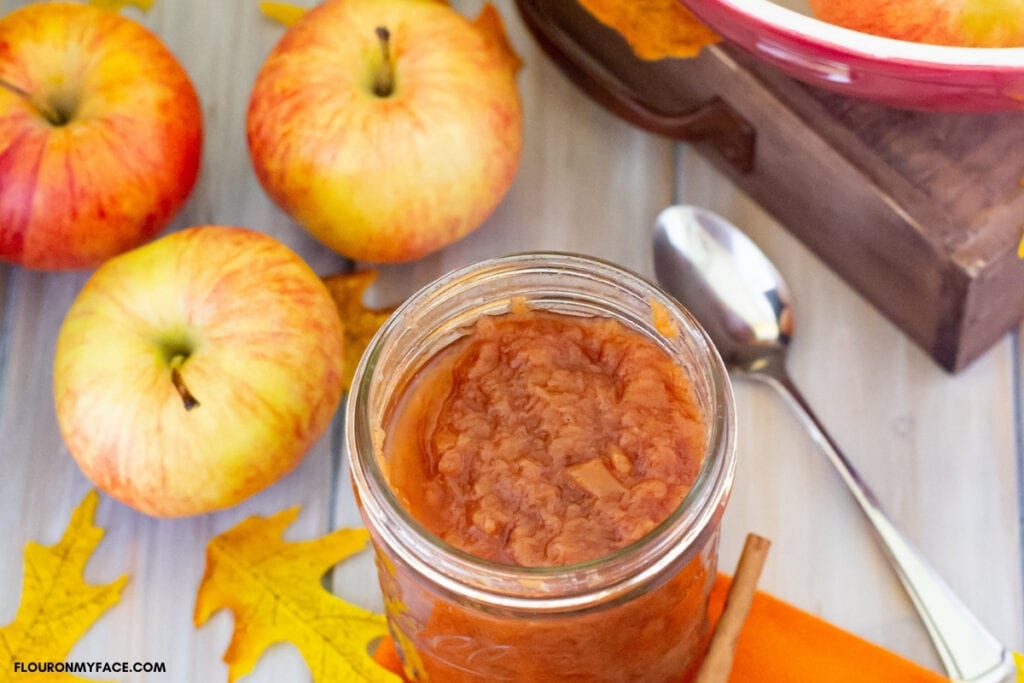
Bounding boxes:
[347,253,736,682]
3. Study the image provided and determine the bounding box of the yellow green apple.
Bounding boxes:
[246,0,523,263]
[53,226,345,517]
[0,2,202,270]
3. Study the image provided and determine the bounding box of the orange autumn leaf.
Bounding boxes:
[473,3,523,73]
[579,0,719,60]
[373,636,407,678]
[322,270,395,392]
[259,0,307,26]
[0,491,127,683]
[194,509,399,683]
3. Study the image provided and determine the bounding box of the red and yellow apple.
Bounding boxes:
[809,0,1024,47]
[0,2,202,270]
[246,0,522,263]
[53,226,345,517]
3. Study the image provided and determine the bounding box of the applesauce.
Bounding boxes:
[386,309,706,567]
[347,253,736,682]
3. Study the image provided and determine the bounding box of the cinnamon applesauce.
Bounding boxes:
[386,309,706,567]
[347,253,736,683]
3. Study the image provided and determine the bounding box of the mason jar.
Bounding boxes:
[347,252,736,682]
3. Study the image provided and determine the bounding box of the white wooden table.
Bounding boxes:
[0,1,1020,681]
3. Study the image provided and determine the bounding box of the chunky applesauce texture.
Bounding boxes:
[386,308,706,567]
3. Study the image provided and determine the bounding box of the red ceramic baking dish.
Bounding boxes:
[678,0,1024,111]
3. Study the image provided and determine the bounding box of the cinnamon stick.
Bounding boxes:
[695,533,772,683]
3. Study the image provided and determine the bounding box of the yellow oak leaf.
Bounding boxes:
[322,270,395,392]
[0,490,127,683]
[578,0,720,60]
[259,1,307,27]
[194,509,399,683]
[88,0,155,11]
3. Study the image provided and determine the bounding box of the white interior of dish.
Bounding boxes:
[718,0,1024,66]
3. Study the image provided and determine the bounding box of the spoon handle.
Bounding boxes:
[761,369,1012,683]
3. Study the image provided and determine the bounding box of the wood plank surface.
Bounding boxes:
[0,0,1019,682]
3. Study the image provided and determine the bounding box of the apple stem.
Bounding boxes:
[374,26,394,97]
[169,355,200,411]
[0,78,67,126]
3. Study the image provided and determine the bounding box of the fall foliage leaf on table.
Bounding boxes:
[258,0,307,26]
[471,3,524,73]
[194,508,400,683]
[322,271,396,392]
[578,0,720,60]
[0,491,127,683]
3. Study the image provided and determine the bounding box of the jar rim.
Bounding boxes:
[346,252,736,613]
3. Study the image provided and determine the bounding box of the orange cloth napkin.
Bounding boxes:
[374,573,949,682]
[706,574,948,682]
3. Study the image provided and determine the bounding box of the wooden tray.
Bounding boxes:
[516,0,1024,372]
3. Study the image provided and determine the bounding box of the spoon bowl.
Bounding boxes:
[652,204,1012,683]
[654,205,792,373]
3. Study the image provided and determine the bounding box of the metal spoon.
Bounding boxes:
[653,204,1013,683]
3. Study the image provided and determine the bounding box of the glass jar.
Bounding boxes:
[347,252,736,682]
